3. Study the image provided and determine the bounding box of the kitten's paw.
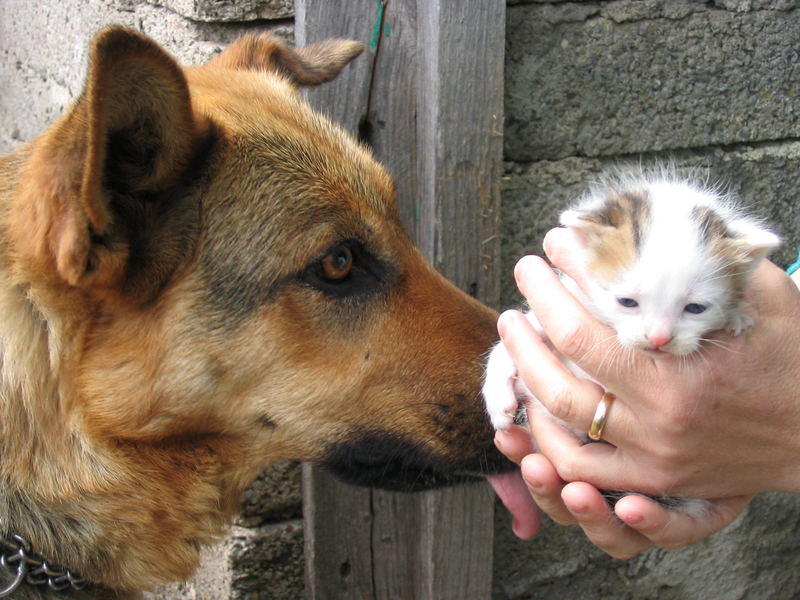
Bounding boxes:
[483,341,522,431]
[489,409,515,432]
[603,491,712,519]
[483,380,520,431]
[725,311,753,336]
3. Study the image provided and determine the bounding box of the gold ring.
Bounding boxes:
[587,392,615,441]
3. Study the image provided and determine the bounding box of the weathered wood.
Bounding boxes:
[416,486,499,599]
[414,0,505,303]
[301,464,376,598]
[299,1,505,598]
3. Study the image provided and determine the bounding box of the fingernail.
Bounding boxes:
[513,255,537,284]
[619,510,644,525]
[570,502,589,516]
[524,476,543,493]
[520,466,543,493]
[497,310,517,339]
[542,227,567,256]
[495,427,513,438]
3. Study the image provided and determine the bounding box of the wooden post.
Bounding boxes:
[298,1,505,598]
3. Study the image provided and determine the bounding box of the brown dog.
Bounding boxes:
[0,27,510,598]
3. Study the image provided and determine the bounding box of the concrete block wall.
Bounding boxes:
[494,1,800,598]
[500,0,800,305]
[4,1,800,598]
[0,0,295,152]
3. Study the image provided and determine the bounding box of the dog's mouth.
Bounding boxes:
[320,430,516,492]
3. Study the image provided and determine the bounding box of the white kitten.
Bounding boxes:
[483,170,780,516]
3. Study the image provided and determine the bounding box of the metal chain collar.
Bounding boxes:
[0,532,88,597]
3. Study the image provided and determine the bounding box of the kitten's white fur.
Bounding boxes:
[483,170,779,516]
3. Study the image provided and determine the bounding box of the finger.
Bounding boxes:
[527,398,640,490]
[498,309,629,434]
[749,259,796,299]
[542,227,591,291]
[615,494,753,550]
[520,453,575,526]
[561,482,653,559]
[494,425,536,464]
[513,255,642,384]
[700,261,796,355]
[748,260,800,317]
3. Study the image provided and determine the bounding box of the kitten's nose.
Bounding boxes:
[645,332,673,349]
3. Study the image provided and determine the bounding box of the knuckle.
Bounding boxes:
[661,401,695,436]
[546,386,578,424]
[554,321,590,358]
[651,445,687,473]
[591,530,647,560]
[554,456,580,483]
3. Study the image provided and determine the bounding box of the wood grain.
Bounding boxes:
[298,2,505,597]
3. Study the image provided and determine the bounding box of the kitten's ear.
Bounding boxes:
[559,208,615,248]
[726,219,780,264]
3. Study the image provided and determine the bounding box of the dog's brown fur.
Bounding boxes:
[0,28,508,597]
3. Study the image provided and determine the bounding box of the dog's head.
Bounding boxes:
[7,27,511,494]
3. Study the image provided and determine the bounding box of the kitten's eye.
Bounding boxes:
[617,298,639,308]
[321,246,353,281]
[684,303,707,314]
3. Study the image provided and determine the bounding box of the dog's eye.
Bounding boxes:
[617,297,638,308]
[300,240,387,299]
[321,246,353,281]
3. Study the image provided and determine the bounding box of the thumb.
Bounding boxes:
[542,227,590,291]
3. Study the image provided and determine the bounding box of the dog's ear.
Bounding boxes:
[17,27,205,294]
[209,33,363,86]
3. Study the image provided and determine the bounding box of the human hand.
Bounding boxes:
[494,424,751,558]
[501,227,800,500]
[491,227,800,556]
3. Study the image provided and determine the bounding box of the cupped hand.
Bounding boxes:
[494,424,752,558]
[500,227,800,500]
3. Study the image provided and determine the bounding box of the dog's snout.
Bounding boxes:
[321,422,514,492]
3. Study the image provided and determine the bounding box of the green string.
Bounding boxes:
[787,250,800,275]
[370,0,384,51]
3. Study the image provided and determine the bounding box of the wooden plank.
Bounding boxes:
[297,6,383,599]
[415,0,505,303]
[297,6,382,597]
[297,0,421,238]
[294,0,380,132]
[369,488,423,599]
[355,0,420,238]
[416,486,498,599]
[301,464,375,599]
[299,1,505,598]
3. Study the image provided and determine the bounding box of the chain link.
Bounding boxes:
[0,532,87,597]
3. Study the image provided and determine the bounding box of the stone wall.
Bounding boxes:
[501,0,800,306]
[0,0,294,151]
[495,1,800,599]
[3,1,800,599]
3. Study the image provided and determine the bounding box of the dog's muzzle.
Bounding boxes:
[320,430,515,492]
